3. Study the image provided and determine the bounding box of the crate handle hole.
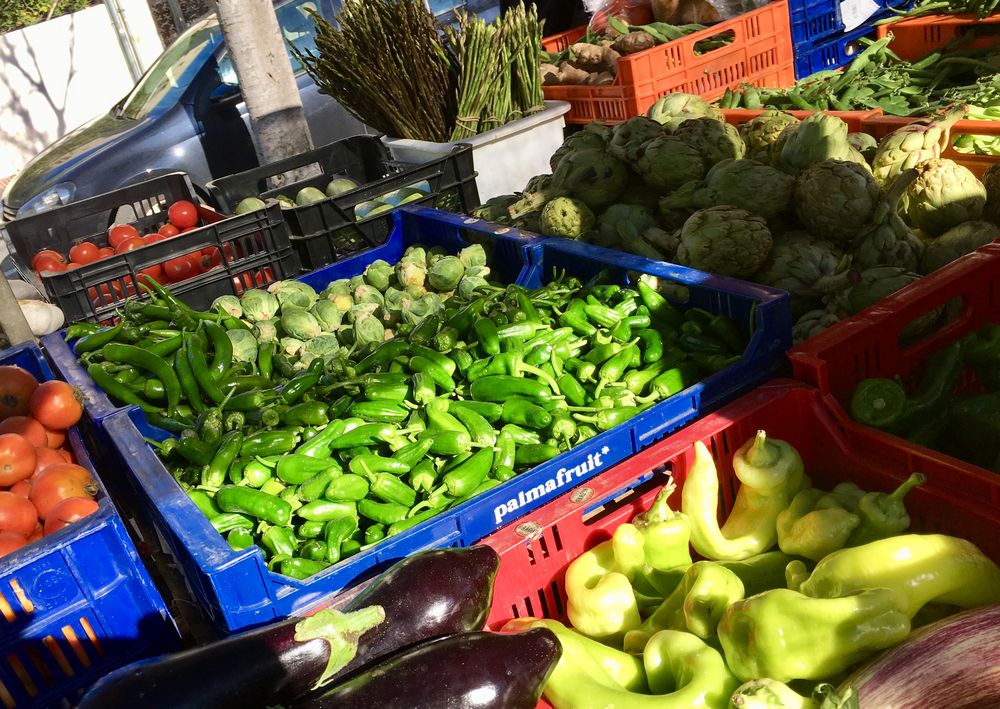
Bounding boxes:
[693,29,736,57]
[896,295,966,351]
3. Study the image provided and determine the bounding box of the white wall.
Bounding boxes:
[0,3,163,180]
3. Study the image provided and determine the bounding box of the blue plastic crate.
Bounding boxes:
[794,23,877,78]
[100,218,790,635]
[0,342,176,708]
[42,205,543,427]
[789,0,906,50]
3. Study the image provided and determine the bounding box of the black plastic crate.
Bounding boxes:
[206,136,481,272]
[5,172,299,324]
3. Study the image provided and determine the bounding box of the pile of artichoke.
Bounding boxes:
[474,95,1000,343]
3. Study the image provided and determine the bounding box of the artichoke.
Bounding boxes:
[550,124,610,171]
[777,113,860,175]
[672,118,746,167]
[608,117,665,164]
[635,135,705,192]
[870,110,963,191]
[754,231,852,298]
[792,307,845,344]
[847,132,878,163]
[739,111,799,162]
[660,159,794,221]
[647,93,724,131]
[597,204,657,247]
[541,197,596,238]
[852,169,924,272]
[903,158,987,237]
[920,220,1000,274]
[794,159,880,246]
[511,148,628,216]
[676,205,773,277]
[471,195,518,223]
[982,161,1000,225]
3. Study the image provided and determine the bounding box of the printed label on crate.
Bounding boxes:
[493,445,613,525]
[839,0,879,31]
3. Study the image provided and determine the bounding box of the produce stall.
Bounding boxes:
[2,0,1000,705]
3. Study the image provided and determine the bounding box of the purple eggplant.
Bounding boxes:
[77,545,500,709]
[295,629,562,709]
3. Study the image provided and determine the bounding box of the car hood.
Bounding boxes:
[3,109,145,211]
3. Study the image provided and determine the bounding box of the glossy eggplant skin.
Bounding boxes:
[76,619,327,709]
[77,545,499,709]
[296,629,562,709]
[334,544,501,682]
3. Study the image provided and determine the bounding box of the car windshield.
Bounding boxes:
[118,16,223,120]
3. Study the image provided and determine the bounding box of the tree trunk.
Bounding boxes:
[214,0,315,185]
[0,278,34,346]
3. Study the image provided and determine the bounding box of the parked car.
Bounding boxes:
[0,0,498,224]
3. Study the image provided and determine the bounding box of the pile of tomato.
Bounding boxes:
[0,366,94,559]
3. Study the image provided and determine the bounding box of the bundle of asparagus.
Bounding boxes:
[295,1,544,143]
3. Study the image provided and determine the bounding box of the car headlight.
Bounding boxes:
[16,182,76,218]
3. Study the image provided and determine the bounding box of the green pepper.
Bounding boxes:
[364,524,387,545]
[294,420,348,458]
[425,398,467,433]
[74,322,125,355]
[148,334,184,359]
[501,398,553,430]
[474,319,501,356]
[102,342,181,413]
[279,557,330,579]
[846,473,925,547]
[298,520,325,539]
[358,499,409,526]
[363,382,409,402]
[202,431,243,489]
[203,323,233,380]
[147,411,195,435]
[276,454,337,485]
[391,437,436,468]
[224,390,278,412]
[65,322,103,340]
[470,375,551,403]
[324,516,359,564]
[776,488,861,562]
[135,378,165,401]
[211,512,254,534]
[409,355,456,391]
[441,447,493,498]
[418,429,473,456]
[242,459,273,488]
[408,459,439,494]
[216,485,292,526]
[574,406,643,432]
[300,540,328,562]
[327,423,398,450]
[174,436,217,467]
[298,466,342,502]
[185,334,227,405]
[257,341,275,381]
[324,473,370,501]
[514,443,560,467]
[241,430,299,457]
[449,399,503,423]
[366,473,418,507]
[281,368,323,405]
[298,499,357,522]
[348,401,409,424]
[227,527,254,551]
[408,314,442,346]
[348,454,410,476]
[278,401,328,427]
[187,489,221,519]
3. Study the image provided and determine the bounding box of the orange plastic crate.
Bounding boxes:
[861,114,1000,178]
[876,13,1000,62]
[722,107,883,132]
[541,1,795,124]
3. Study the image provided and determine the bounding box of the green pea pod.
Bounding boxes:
[216,485,292,526]
[324,473,370,501]
[298,499,357,522]
[442,447,494,498]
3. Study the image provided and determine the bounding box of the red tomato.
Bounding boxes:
[115,237,145,254]
[97,247,115,259]
[33,447,64,476]
[30,381,82,431]
[0,416,47,448]
[0,434,36,486]
[31,250,65,271]
[43,496,98,535]
[0,491,38,537]
[144,233,167,245]
[8,479,31,498]
[58,448,73,464]
[36,257,68,274]
[0,366,38,419]
[29,464,94,520]
[87,284,119,305]
[0,531,26,557]
[43,427,65,449]
[163,255,198,283]
[68,242,100,265]
[27,524,42,543]
[108,223,141,248]
[168,200,199,229]
[138,264,164,286]
[158,223,181,237]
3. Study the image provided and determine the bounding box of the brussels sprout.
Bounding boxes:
[348,303,380,324]
[458,244,488,271]
[241,289,280,322]
[212,295,243,318]
[310,299,343,332]
[384,287,406,313]
[427,256,465,292]
[354,284,385,307]
[348,275,366,292]
[426,246,450,267]
[281,307,323,340]
[279,337,305,357]
[354,314,385,347]
[404,284,427,299]
[227,329,258,364]
[458,275,490,300]
[363,259,395,291]
[269,281,318,310]
[254,318,279,343]
[402,246,427,266]
[235,197,266,215]
[396,260,426,288]
[303,334,341,358]
[326,177,360,197]
[320,279,352,300]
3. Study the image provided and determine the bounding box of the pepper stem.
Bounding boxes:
[294,605,386,690]
[634,482,679,527]
[746,430,779,468]
[888,472,926,502]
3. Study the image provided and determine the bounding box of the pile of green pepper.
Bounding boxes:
[67,261,747,579]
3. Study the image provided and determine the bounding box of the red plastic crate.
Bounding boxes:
[861,114,1000,178]
[481,380,1000,709]
[789,245,1000,511]
[722,107,883,132]
[876,13,1000,62]
[541,2,795,124]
